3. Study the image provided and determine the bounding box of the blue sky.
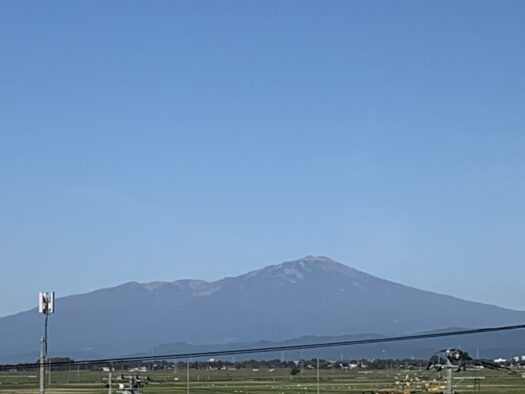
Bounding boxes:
[1,1,524,317]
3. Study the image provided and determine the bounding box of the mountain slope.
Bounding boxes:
[1,256,524,362]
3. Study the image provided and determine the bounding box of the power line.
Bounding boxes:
[2,323,524,371]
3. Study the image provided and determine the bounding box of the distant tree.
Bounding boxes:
[290,366,301,376]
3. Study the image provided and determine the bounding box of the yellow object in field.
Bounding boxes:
[426,383,446,392]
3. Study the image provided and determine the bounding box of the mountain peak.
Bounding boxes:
[279,255,361,275]
[140,257,361,293]
[238,255,363,285]
[283,255,351,269]
[288,255,337,264]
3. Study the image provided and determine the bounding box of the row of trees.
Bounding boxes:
[4,357,430,372]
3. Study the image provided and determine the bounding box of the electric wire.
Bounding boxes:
[2,323,524,371]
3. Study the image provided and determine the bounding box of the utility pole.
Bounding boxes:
[316,357,320,394]
[186,359,190,394]
[108,372,112,394]
[446,366,453,394]
[39,337,45,394]
[38,291,55,394]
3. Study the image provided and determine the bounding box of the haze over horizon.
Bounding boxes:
[1,1,524,317]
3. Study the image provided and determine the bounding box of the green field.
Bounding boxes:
[0,367,523,394]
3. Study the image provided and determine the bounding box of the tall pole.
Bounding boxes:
[316,357,320,394]
[40,314,49,394]
[446,367,453,394]
[186,359,190,394]
[38,292,54,394]
[108,372,112,394]
[39,337,45,394]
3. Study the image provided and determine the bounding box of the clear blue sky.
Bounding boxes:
[1,1,524,317]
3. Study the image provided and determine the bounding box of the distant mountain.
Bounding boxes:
[1,256,524,363]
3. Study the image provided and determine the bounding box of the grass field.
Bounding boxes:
[0,367,523,393]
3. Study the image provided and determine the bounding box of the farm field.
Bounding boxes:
[0,367,523,394]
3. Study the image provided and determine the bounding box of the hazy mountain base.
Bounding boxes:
[3,328,524,365]
[150,328,525,362]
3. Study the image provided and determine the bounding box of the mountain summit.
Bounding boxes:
[142,256,363,293]
[1,256,523,362]
[244,255,362,282]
